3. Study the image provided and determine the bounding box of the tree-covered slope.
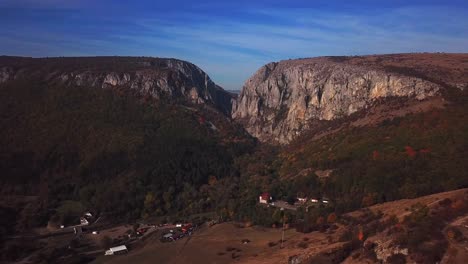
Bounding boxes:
[234,86,468,219]
[0,76,254,228]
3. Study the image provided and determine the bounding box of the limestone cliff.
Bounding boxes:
[0,56,233,115]
[233,56,445,143]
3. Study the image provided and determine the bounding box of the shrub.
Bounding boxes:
[1,240,39,262]
[452,199,466,212]
[225,246,236,252]
[297,241,308,249]
[327,213,337,223]
[268,241,277,247]
[316,216,325,225]
[387,253,406,264]
[99,236,113,249]
[352,252,361,259]
[446,226,464,242]
[438,198,452,207]
[363,220,379,236]
[416,240,448,263]
[295,220,315,233]
[339,228,353,242]
[319,224,329,233]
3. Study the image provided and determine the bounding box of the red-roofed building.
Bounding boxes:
[259,192,272,204]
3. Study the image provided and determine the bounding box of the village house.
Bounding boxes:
[79,211,94,226]
[259,192,272,204]
[322,197,330,204]
[80,217,89,225]
[297,196,308,204]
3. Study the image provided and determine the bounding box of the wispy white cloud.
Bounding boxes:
[121,6,468,89]
[136,7,468,55]
[0,3,467,90]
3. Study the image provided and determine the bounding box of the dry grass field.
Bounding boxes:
[92,188,468,264]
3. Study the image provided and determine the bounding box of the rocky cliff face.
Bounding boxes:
[232,57,442,143]
[0,57,233,115]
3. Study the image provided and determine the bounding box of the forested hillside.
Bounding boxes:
[1,55,467,264]
[0,76,255,232]
[232,86,468,225]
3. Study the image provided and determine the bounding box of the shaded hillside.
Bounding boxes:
[228,55,468,226]
[0,56,234,115]
[227,84,468,231]
[0,73,255,232]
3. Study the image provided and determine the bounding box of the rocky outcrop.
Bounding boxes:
[0,67,13,83]
[232,57,441,143]
[0,57,233,115]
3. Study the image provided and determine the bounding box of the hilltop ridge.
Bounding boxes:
[232,53,468,143]
[0,56,234,115]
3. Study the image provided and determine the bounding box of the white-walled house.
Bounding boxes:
[297,197,308,203]
[259,192,272,204]
[80,217,89,225]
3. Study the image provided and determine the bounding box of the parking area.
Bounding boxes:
[159,223,196,243]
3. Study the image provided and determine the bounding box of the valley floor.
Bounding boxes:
[92,188,468,264]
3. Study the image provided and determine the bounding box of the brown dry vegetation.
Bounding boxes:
[89,189,468,264]
[339,53,468,89]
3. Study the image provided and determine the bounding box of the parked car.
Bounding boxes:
[137,227,149,235]
[160,233,174,243]
[160,237,173,243]
[181,224,193,233]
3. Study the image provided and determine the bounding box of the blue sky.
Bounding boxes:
[1,0,467,90]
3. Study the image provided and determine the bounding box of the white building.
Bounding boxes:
[259,193,272,204]
[80,217,89,226]
[105,245,128,256]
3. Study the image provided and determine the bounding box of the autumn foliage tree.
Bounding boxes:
[361,193,376,207]
[405,146,416,158]
[327,213,337,224]
[142,192,157,219]
[372,150,379,160]
[316,216,325,225]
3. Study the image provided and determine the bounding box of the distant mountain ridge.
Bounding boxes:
[0,56,234,115]
[227,89,241,95]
